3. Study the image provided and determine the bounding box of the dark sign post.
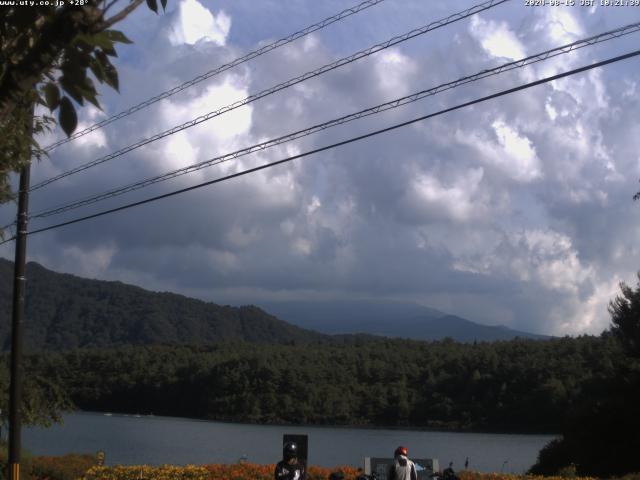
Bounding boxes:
[283,434,308,465]
[364,457,440,480]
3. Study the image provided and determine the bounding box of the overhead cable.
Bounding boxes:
[42,0,388,152]
[29,0,510,192]
[1,48,635,245]
[27,21,640,220]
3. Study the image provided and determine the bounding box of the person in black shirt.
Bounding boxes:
[275,442,307,480]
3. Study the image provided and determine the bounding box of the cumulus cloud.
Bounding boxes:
[455,121,542,182]
[3,1,639,337]
[402,167,486,223]
[469,15,526,60]
[168,0,231,46]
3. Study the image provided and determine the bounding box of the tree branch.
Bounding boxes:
[103,0,121,14]
[98,0,145,31]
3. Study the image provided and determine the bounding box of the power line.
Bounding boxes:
[26,21,640,221]
[42,0,388,152]
[28,0,510,192]
[1,48,635,245]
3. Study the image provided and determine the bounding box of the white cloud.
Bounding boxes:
[537,8,583,44]
[74,106,109,149]
[169,0,231,46]
[404,168,485,223]
[374,49,417,97]
[455,121,542,182]
[155,76,253,174]
[522,229,593,294]
[451,228,594,297]
[162,131,200,170]
[552,276,620,335]
[492,121,542,181]
[469,16,525,60]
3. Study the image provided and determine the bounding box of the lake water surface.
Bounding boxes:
[23,412,555,474]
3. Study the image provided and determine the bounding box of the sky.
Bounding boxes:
[2,0,640,336]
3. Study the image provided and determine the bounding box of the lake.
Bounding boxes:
[23,412,555,474]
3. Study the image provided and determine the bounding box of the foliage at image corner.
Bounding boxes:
[528,274,640,477]
[0,1,168,206]
[0,358,73,429]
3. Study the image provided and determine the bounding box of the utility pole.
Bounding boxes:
[8,109,32,480]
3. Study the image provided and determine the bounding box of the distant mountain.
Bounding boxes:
[0,259,328,351]
[259,299,550,342]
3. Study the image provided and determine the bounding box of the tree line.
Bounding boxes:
[1,334,621,434]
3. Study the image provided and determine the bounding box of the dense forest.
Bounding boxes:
[4,335,620,434]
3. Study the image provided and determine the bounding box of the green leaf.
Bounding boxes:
[102,45,118,57]
[43,83,60,111]
[80,77,101,110]
[104,29,133,44]
[146,0,158,13]
[94,50,119,92]
[160,0,167,10]
[94,50,112,70]
[59,97,77,137]
[59,76,85,105]
[76,32,114,51]
[61,59,88,86]
[89,58,106,83]
[103,65,119,92]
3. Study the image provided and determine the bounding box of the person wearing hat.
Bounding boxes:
[275,442,307,480]
[388,446,418,480]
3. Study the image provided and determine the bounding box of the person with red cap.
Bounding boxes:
[388,446,417,480]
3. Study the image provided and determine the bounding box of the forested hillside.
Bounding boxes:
[13,334,621,433]
[0,259,548,349]
[0,259,327,350]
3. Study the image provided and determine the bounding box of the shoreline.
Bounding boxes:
[71,409,561,437]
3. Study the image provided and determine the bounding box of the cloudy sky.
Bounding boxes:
[2,0,640,336]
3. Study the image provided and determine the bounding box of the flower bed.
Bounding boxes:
[81,464,361,480]
[78,464,603,480]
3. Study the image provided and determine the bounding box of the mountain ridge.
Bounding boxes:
[0,258,548,350]
[259,299,549,341]
[0,258,328,351]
